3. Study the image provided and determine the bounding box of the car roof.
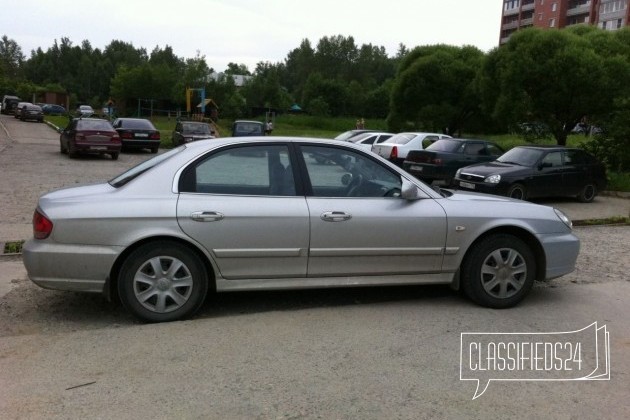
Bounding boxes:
[234,120,263,124]
[514,145,576,151]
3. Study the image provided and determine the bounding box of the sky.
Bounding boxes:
[2,0,503,73]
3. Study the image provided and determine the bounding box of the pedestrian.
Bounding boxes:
[265,120,274,135]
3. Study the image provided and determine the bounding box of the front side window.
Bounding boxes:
[182,145,294,196]
[301,145,401,198]
[541,151,563,167]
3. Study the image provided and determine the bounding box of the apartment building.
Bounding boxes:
[500,0,630,44]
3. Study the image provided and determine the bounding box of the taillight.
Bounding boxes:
[121,132,133,139]
[76,133,86,140]
[390,146,398,160]
[33,210,53,239]
[433,158,443,165]
[149,132,161,140]
[112,134,121,143]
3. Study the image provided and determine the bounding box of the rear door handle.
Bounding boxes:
[191,211,224,222]
[321,211,352,222]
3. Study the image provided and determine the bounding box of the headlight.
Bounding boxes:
[455,169,462,178]
[554,208,573,229]
[484,174,501,184]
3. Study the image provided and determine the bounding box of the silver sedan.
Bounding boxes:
[23,137,580,322]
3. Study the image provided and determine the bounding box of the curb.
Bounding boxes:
[600,190,630,199]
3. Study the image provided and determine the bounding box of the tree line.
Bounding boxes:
[1,28,629,169]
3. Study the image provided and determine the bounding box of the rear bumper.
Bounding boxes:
[74,142,121,153]
[122,139,161,149]
[23,239,123,293]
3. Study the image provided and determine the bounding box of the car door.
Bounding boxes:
[177,143,310,280]
[561,149,589,196]
[298,144,448,277]
[529,151,564,197]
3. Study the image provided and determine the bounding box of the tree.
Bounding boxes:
[224,62,250,75]
[388,45,484,134]
[0,35,25,80]
[481,27,630,145]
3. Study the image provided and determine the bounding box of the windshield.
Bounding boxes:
[109,147,183,188]
[426,139,462,152]
[387,133,415,145]
[497,147,544,166]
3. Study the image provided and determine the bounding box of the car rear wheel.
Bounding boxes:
[151,147,158,154]
[461,234,535,309]
[507,183,527,200]
[60,140,67,154]
[110,152,119,160]
[118,241,209,322]
[577,183,596,203]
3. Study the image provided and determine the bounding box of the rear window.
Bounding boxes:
[182,123,211,134]
[77,120,114,131]
[426,139,462,152]
[119,119,155,130]
[387,133,416,145]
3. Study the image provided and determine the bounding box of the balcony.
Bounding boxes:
[567,2,592,16]
[520,17,534,25]
[504,7,519,16]
[521,1,535,11]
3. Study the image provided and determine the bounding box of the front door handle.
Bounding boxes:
[321,211,352,222]
[191,211,224,222]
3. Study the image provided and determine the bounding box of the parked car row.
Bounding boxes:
[13,102,44,122]
[334,129,607,203]
[60,117,163,159]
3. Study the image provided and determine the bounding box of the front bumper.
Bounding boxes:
[537,232,580,280]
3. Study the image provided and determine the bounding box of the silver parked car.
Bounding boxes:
[24,138,580,322]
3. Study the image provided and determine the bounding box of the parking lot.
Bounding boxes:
[1,114,629,418]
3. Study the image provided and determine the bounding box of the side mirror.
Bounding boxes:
[401,178,423,200]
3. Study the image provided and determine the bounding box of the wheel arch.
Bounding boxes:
[104,235,217,302]
[452,225,546,290]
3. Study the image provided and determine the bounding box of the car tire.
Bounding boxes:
[110,152,119,160]
[461,234,535,309]
[507,183,527,200]
[151,147,158,154]
[577,183,596,203]
[68,142,78,158]
[118,241,209,322]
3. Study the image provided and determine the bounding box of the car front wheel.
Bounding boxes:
[507,183,527,200]
[461,234,536,309]
[118,241,209,322]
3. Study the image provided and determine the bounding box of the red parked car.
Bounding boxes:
[112,118,161,153]
[60,118,122,160]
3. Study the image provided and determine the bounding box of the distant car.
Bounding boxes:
[42,104,66,115]
[371,132,452,166]
[24,137,580,322]
[59,118,122,160]
[232,120,265,137]
[14,102,33,119]
[454,146,607,202]
[403,139,504,186]
[76,105,95,117]
[346,132,394,150]
[18,104,44,122]
[333,129,379,141]
[172,121,215,146]
[1,95,21,115]
[112,118,161,153]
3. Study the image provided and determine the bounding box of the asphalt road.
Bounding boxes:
[0,114,629,419]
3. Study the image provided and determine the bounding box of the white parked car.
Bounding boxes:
[371,132,451,166]
[346,132,394,151]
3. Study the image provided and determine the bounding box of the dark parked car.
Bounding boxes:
[14,102,33,119]
[42,104,66,115]
[112,118,161,153]
[454,146,607,202]
[403,139,504,185]
[18,104,44,122]
[60,118,122,160]
[172,121,215,146]
[232,120,265,137]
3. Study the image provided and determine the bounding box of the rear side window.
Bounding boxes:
[181,145,295,196]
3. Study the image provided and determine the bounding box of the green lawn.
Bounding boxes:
[44,114,629,192]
